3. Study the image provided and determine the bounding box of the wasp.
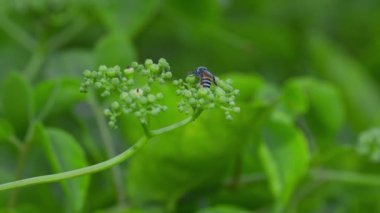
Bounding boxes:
[193,66,217,88]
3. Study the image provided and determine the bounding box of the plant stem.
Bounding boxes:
[150,109,202,136]
[0,111,201,191]
[0,136,149,191]
[88,93,127,206]
[8,122,37,207]
[310,168,380,186]
[24,44,47,82]
[0,15,36,51]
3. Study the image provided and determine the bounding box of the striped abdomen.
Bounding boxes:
[201,73,213,88]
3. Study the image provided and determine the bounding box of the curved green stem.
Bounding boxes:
[0,15,36,51]
[0,110,203,192]
[150,109,202,136]
[310,168,380,186]
[0,136,149,191]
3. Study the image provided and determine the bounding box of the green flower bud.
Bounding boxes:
[186,75,196,83]
[198,88,208,97]
[147,94,156,102]
[158,58,168,66]
[124,67,134,75]
[173,80,179,85]
[233,107,240,113]
[127,79,134,85]
[156,93,164,99]
[207,93,215,100]
[198,98,205,105]
[189,98,196,105]
[145,59,153,67]
[120,92,129,99]
[178,105,184,112]
[226,114,233,120]
[104,109,112,116]
[134,111,142,117]
[163,71,172,79]
[141,69,150,75]
[150,64,160,74]
[99,65,107,72]
[83,70,92,77]
[111,77,120,85]
[131,62,138,68]
[183,90,192,98]
[143,86,151,93]
[111,101,120,110]
[139,96,148,104]
[108,121,116,128]
[79,86,87,93]
[95,82,102,88]
[101,91,110,97]
[124,97,132,103]
[107,70,116,77]
[215,87,226,96]
[151,108,160,115]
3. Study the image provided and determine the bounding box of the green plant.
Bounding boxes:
[0,58,239,192]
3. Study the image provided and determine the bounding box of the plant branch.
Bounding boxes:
[0,136,149,191]
[150,109,202,136]
[0,15,36,51]
[310,168,380,186]
[0,110,201,192]
[24,44,47,82]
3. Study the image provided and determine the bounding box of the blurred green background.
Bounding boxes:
[1,0,380,212]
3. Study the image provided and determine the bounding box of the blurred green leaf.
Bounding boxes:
[0,72,33,137]
[197,205,252,213]
[309,34,380,130]
[0,118,14,141]
[307,80,345,136]
[95,32,136,67]
[43,49,94,78]
[126,111,238,210]
[35,124,89,212]
[93,0,158,37]
[282,78,311,118]
[258,116,309,210]
[167,0,220,24]
[33,77,85,120]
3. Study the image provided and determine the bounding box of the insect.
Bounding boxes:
[193,66,217,88]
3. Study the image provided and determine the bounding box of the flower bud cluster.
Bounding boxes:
[174,75,240,120]
[357,128,380,162]
[80,58,172,128]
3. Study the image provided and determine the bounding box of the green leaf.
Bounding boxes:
[282,78,311,118]
[126,112,239,209]
[93,0,159,37]
[309,34,380,130]
[197,205,252,213]
[95,32,136,67]
[0,118,14,141]
[36,124,89,212]
[0,72,33,137]
[167,0,220,24]
[258,116,309,210]
[307,80,345,136]
[33,77,85,120]
[43,49,94,78]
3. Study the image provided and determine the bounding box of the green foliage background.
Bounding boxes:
[1,0,380,212]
